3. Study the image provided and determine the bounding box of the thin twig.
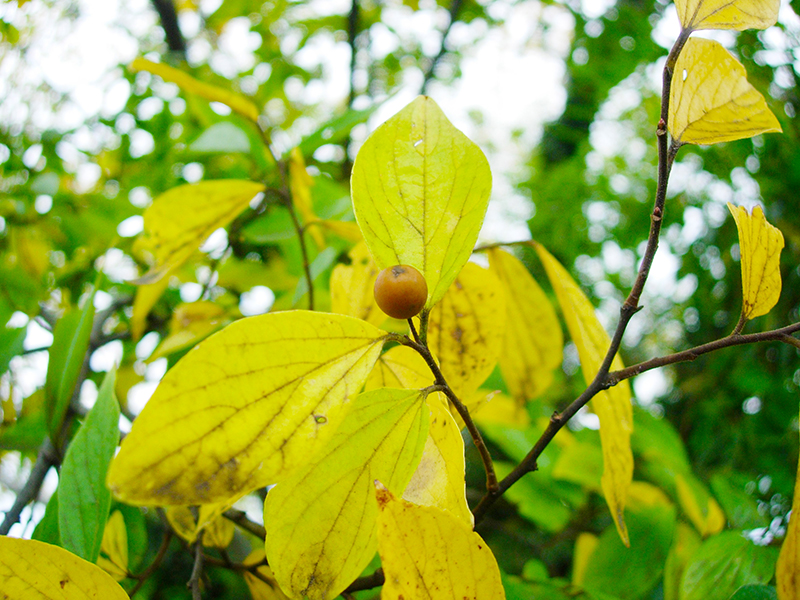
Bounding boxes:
[128,530,174,597]
[345,567,384,593]
[286,200,315,311]
[188,533,205,600]
[223,508,266,540]
[0,438,57,535]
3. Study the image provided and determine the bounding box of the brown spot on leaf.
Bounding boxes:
[60,579,68,588]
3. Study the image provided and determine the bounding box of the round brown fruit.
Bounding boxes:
[373,265,428,320]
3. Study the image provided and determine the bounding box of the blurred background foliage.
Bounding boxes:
[0,0,798,598]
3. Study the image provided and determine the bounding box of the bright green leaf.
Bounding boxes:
[730,585,779,600]
[664,522,703,600]
[44,291,96,442]
[351,96,492,307]
[676,0,779,31]
[681,531,779,600]
[375,484,506,600]
[265,387,428,600]
[0,536,129,599]
[32,488,60,545]
[669,38,782,146]
[189,121,251,153]
[728,203,784,321]
[133,180,264,284]
[131,58,260,122]
[536,243,633,546]
[488,247,563,402]
[59,369,120,563]
[107,311,387,505]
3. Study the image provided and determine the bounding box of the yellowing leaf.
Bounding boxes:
[471,391,531,428]
[535,243,633,546]
[0,536,129,599]
[166,506,198,543]
[669,38,782,146]
[330,242,386,327]
[204,515,235,549]
[404,395,473,527]
[134,180,264,284]
[365,344,433,391]
[572,532,599,586]
[243,549,291,600]
[424,262,506,398]
[264,388,428,600]
[131,58,260,122]
[777,406,800,600]
[317,219,363,242]
[150,301,228,360]
[107,311,387,505]
[728,203,784,321]
[130,272,171,341]
[375,485,505,600]
[97,511,128,582]
[351,96,492,307]
[165,502,234,547]
[488,247,563,402]
[676,0,779,31]
[288,148,324,250]
[675,474,726,537]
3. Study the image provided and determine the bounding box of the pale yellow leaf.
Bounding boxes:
[0,536,129,599]
[572,533,599,586]
[130,273,172,341]
[264,388,428,600]
[488,247,563,402]
[288,148,324,250]
[131,58,260,122]
[669,38,782,145]
[351,96,492,307]
[150,301,228,360]
[330,242,386,328]
[535,243,633,546]
[165,502,234,547]
[97,510,128,582]
[133,180,264,284]
[243,549,291,600]
[203,514,235,549]
[728,203,784,321]
[364,344,433,391]
[107,311,387,505]
[675,474,726,537]
[317,219,363,242]
[676,0,779,31]
[404,394,473,527]
[471,391,531,428]
[423,262,506,398]
[375,485,505,600]
[777,405,800,600]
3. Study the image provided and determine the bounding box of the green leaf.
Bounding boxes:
[265,387,428,600]
[107,311,388,505]
[297,105,381,156]
[681,531,779,600]
[189,122,251,153]
[729,585,778,600]
[58,369,120,563]
[0,324,26,376]
[0,536,129,599]
[44,292,96,442]
[351,95,492,307]
[31,490,60,545]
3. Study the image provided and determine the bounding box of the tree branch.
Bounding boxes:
[421,0,464,94]
[223,508,266,540]
[151,0,186,57]
[0,438,58,535]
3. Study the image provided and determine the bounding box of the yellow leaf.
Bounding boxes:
[203,514,235,549]
[365,344,433,391]
[330,242,386,327]
[150,301,228,360]
[107,311,387,505]
[423,262,506,398]
[375,485,506,600]
[130,273,172,341]
[133,180,264,284]
[317,219,363,242]
[10,227,51,277]
[669,38,782,146]
[166,506,198,543]
[535,243,633,546]
[572,533,599,586]
[728,203,784,321]
[243,549,291,600]
[777,406,800,600]
[0,536,129,599]
[472,391,531,428]
[676,0,779,31]
[264,387,428,600]
[131,58,260,122]
[403,394,473,527]
[675,474,726,537]
[288,148,325,250]
[97,510,128,582]
[351,96,492,307]
[488,247,563,402]
[166,502,234,547]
